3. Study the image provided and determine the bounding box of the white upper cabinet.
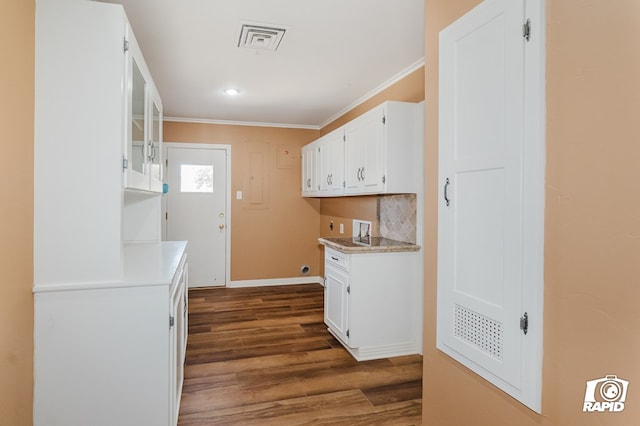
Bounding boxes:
[124,27,163,193]
[344,101,421,195]
[302,101,422,197]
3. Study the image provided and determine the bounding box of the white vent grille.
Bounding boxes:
[454,304,503,359]
[237,23,286,52]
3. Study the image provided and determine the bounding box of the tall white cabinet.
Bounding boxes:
[34,1,187,425]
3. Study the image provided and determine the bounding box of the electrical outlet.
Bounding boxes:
[339,223,344,234]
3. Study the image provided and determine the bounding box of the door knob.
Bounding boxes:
[219,224,225,230]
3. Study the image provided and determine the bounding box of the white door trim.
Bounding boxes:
[163,142,232,287]
[521,0,546,413]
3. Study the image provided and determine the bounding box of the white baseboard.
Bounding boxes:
[327,328,419,361]
[228,276,324,288]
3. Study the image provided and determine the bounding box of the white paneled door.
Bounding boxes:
[165,145,229,287]
[437,0,544,413]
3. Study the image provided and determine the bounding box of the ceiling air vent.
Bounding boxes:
[237,23,286,52]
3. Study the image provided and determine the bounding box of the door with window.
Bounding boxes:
[165,145,228,287]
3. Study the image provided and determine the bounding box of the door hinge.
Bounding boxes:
[382,175,386,184]
[343,134,346,142]
[122,157,128,170]
[165,212,168,221]
[520,312,529,335]
[124,38,129,53]
[165,158,168,167]
[347,285,351,294]
[346,329,350,338]
[523,19,531,42]
[169,315,175,328]
[343,180,346,188]
[382,116,386,125]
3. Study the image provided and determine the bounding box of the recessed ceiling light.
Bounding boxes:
[224,88,240,96]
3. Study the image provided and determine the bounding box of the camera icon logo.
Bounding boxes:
[583,375,629,413]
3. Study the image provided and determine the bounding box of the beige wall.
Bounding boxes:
[0,1,34,424]
[163,122,322,281]
[422,0,640,424]
[321,66,425,135]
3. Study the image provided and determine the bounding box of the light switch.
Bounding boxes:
[236,191,243,200]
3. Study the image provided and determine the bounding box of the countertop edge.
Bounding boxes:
[318,237,421,254]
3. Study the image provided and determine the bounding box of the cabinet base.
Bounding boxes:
[327,328,419,361]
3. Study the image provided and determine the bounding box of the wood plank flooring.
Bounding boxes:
[178,284,423,425]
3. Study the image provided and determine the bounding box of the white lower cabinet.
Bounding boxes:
[323,247,420,361]
[33,242,188,426]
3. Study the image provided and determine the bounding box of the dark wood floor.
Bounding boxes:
[178,284,423,425]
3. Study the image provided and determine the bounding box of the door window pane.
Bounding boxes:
[180,165,214,193]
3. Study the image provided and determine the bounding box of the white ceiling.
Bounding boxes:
[100,0,425,129]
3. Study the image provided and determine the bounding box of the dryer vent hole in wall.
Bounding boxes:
[300,265,310,275]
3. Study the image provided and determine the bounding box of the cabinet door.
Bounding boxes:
[344,106,384,194]
[318,135,331,192]
[301,143,318,196]
[170,259,188,426]
[124,26,162,193]
[360,111,384,192]
[124,37,149,191]
[318,129,344,195]
[148,88,163,192]
[324,266,349,344]
[343,124,361,192]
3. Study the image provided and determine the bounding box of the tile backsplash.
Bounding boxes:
[378,194,417,243]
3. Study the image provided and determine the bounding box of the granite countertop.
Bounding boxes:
[318,237,421,254]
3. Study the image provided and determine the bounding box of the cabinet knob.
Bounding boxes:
[219,224,225,230]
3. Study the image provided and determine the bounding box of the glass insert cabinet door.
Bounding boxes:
[148,92,163,191]
[124,30,163,193]
[130,59,146,176]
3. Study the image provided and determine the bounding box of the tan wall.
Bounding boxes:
[319,196,379,240]
[0,1,34,424]
[321,66,425,135]
[422,0,640,424]
[163,122,322,281]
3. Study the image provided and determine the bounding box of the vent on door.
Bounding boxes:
[453,304,503,360]
[237,23,286,51]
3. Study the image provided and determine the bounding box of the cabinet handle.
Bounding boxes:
[361,167,365,180]
[327,175,331,185]
[444,177,450,206]
[148,140,155,161]
[357,168,362,181]
[331,256,339,261]
[307,178,311,188]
